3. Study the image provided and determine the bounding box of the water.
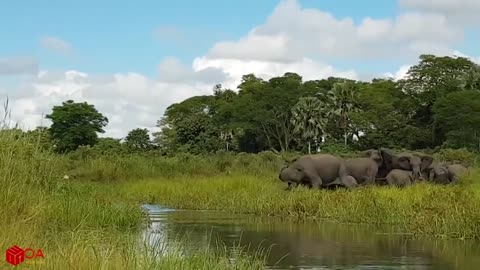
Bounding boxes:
[141,204,480,270]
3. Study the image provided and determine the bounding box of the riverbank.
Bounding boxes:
[1,177,266,269]
[118,172,480,240]
[2,130,480,268]
[0,133,266,269]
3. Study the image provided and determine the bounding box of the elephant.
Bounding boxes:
[362,149,383,168]
[324,175,359,190]
[343,157,379,186]
[417,155,451,184]
[379,148,423,181]
[447,164,468,183]
[363,149,389,185]
[385,169,414,187]
[278,154,358,189]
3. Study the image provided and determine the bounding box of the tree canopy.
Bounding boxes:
[27,54,480,155]
[154,54,480,153]
[46,100,108,153]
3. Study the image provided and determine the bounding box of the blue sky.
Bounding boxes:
[0,0,479,137]
[1,0,477,77]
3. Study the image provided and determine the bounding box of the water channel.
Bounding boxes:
[141,204,480,269]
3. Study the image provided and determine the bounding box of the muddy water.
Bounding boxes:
[141,205,480,270]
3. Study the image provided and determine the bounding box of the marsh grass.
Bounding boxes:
[118,171,480,240]
[64,151,288,182]
[2,117,480,268]
[0,130,266,269]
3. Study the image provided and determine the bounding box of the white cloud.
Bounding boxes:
[40,36,72,53]
[383,65,412,81]
[4,0,478,138]
[193,57,357,89]
[453,50,480,64]
[400,0,480,11]
[205,0,462,62]
[158,57,229,84]
[399,0,480,24]
[5,70,215,138]
[0,57,38,75]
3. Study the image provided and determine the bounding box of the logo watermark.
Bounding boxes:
[6,245,44,266]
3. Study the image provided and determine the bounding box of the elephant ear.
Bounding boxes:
[396,155,413,170]
[380,148,395,169]
[420,155,434,171]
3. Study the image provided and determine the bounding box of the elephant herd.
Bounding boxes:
[278,148,469,190]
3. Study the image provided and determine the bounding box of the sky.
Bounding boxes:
[1,0,479,139]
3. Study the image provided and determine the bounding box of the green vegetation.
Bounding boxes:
[119,172,480,240]
[0,131,265,269]
[46,99,109,153]
[29,54,480,156]
[3,53,480,267]
[152,54,480,154]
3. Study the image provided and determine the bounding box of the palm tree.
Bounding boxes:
[324,81,361,145]
[220,129,233,151]
[291,97,327,154]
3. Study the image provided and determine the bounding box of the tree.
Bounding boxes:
[352,79,426,149]
[46,100,108,153]
[322,81,361,145]
[400,54,476,148]
[92,137,125,155]
[125,128,153,152]
[291,97,327,153]
[154,95,222,154]
[433,90,480,151]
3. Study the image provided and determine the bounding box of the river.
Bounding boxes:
[141,204,480,270]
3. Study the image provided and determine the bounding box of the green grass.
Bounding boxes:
[118,172,480,240]
[2,126,480,269]
[0,131,267,269]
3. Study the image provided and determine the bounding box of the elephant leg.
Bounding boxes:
[284,182,295,191]
[304,171,323,189]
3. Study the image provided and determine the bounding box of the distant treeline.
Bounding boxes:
[155,54,480,154]
[7,54,480,155]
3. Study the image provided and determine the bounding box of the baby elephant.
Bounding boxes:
[448,164,468,183]
[385,169,415,187]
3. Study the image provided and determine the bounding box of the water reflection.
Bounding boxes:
[141,204,480,270]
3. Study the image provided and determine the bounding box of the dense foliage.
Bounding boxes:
[23,54,480,155]
[46,100,108,153]
[153,54,480,154]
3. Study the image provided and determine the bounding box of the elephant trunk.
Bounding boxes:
[412,166,422,181]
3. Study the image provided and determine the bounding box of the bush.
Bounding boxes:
[433,148,478,166]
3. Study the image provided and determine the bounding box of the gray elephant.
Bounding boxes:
[362,149,383,168]
[418,155,451,184]
[447,164,468,183]
[385,169,415,187]
[279,154,358,189]
[324,175,359,190]
[379,148,423,181]
[343,157,379,186]
[363,149,389,184]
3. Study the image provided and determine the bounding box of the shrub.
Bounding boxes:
[433,148,478,166]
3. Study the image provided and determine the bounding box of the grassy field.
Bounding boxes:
[0,132,266,269]
[2,129,480,268]
[118,171,480,240]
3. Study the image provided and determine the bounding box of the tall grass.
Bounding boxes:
[0,130,266,269]
[64,150,287,182]
[118,171,480,240]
